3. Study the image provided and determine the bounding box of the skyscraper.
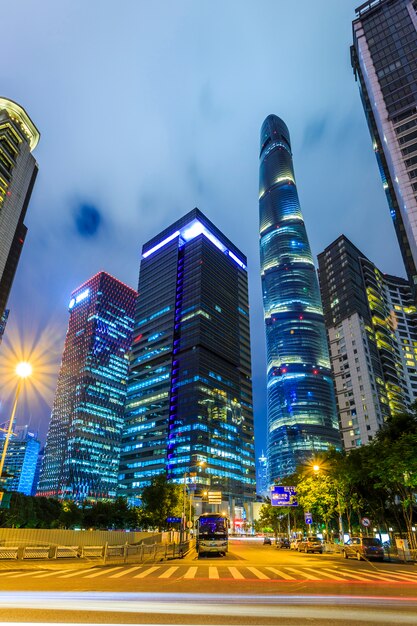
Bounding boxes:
[38,272,136,500]
[0,98,39,318]
[119,208,256,511]
[352,0,417,290]
[259,114,340,482]
[318,234,417,450]
[0,429,40,496]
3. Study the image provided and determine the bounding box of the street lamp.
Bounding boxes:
[182,460,206,536]
[0,361,32,482]
[312,461,344,544]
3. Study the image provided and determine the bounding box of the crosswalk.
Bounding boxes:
[2,564,417,583]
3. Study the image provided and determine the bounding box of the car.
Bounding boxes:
[263,536,272,545]
[276,538,290,549]
[290,538,302,551]
[297,536,323,554]
[342,537,384,561]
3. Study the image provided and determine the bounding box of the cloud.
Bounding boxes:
[303,114,330,148]
[73,203,102,238]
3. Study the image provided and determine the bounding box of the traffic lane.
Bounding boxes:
[1,592,417,625]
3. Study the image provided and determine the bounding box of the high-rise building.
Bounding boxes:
[259,114,340,482]
[38,272,136,500]
[318,234,417,450]
[0,98,39,318]
[351,0,417,290]
[0,429,40,496]
[119,208,256,510]
[256,451,268,498]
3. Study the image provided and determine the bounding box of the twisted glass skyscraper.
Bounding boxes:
[259,115,340,482]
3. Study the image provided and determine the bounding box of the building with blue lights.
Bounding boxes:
[352,0,417,292]
[259,115,341,482]
[0,429,40,496]
[119,208,256,510]
[37,272,136,500]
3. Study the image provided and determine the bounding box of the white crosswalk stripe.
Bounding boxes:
[183,566,198,579]
[337,568,395,583]
[158,566,179,579]
[84,566,123,578]
[265,567,295,580]
[246,566,270,580]
[208,567,219,579]
[228,566,245,580]
[59,568,96,578]
[285,567,320,580]
[32,569,68,578]
[304,567,346,581]
[133,566,160,578]
[6,571,39,579]
[109,566,142,578]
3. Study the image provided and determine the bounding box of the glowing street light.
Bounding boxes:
[0,362,32,482]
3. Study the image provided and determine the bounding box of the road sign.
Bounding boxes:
[166,517,181,523]
[208,491,222,504]
[361,517,371,527]
[270,485,298,507]
[304,511,313,525]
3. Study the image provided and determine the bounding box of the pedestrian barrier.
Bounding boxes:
[79,545,103,558]
[0,546,19,559]
[55,546,79,558]
[23,546,50,559]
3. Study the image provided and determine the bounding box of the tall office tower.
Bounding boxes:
[119,208,256,510]
[0,98,39,318]
[318,235,417,451]
[352,0,417,291]
[256,451,268,498]
[0,309,8,345]
[38,272,136,500]
[0,430,40,496]
[259,115,340,482]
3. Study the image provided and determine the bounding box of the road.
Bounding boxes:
[1,538,417,624]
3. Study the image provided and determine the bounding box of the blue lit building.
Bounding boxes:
[0,429,40,496]
[37,272,136,500]
[259,115,341,482]
[119,208,256,509]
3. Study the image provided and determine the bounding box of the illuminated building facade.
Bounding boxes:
[0,98,39,318]
[0,430,40,496]
[352,0,417,291]
[119,208,256,508]
[256,451,268,498]
[259,115,340,482]
[318,235,417,450]
[38,272,136,500]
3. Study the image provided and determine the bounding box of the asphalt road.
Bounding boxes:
[1,538,417,624]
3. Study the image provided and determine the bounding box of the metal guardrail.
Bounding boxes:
[0,538,194,563]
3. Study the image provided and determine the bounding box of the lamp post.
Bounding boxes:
[182,460,206,537]
[312,462,344,544]
[0,362,32,486]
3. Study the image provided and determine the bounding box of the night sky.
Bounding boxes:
[1,1,405,461]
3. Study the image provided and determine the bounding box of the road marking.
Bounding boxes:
[265,567,295,580]
[59,568,96,578]
[306,568,346,581]
[397,569,417,577]
[183,566,198,579]
[109,566,142,578]
[6,571,41,578]
[285,568,320,580]
[32,569,68,578]
[337,568,396,582]
[158,566,179,579]
[246,567,270,580]
[367,571,417,583]
[84,566,123,578]
[208,567,219,579]
[228,566,245,580]
[133,566,160,578]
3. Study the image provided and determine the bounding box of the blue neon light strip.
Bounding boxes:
[142,219,246,269]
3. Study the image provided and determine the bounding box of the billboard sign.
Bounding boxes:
[270,485,298,507]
